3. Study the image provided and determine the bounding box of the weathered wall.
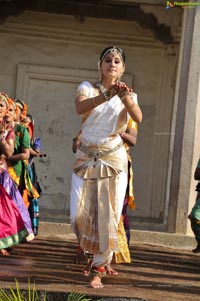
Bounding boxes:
[0,4,182,231]
[169,7,200,235]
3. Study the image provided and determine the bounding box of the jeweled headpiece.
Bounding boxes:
[98,46,125,70]
[15,98,28,121]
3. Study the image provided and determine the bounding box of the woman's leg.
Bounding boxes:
[70,173,90,265]
[90,251,113,288]
[104,172,127,276]
[90,172,128,287]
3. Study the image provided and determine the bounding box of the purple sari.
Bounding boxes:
[0,169,33,235]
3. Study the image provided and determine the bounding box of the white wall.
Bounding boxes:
[0,8,182,230]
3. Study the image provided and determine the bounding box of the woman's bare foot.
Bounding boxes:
[89,266,106,288]
[90,275,104,288]
[105,264,119,275]
[26,233,35,242]
[0,249,9,256]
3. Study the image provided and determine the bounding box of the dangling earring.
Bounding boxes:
[97,60,103,83]
[98,70,103,83]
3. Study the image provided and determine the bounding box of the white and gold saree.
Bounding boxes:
[70,81,137,265]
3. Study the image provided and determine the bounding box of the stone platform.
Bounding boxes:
[0,234,200,301]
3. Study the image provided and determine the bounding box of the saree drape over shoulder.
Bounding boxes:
[71,81,138,255]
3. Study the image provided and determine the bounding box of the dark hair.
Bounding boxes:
[26,113,33,121]
[15,98,24,110]
[27,113,34,123]
[99,46,126,65]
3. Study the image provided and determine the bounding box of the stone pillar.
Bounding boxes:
[168,6,200,234]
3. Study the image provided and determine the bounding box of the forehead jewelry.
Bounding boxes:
[109,46,118,56]
[98,46,125,70]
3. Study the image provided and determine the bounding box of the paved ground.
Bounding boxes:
[0,235,200,301]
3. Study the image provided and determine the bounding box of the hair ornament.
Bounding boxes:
[98,46,125,69]
[15,98,28,121]
[109,46,118,56]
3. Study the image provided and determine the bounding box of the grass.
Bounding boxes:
[0,279,101,301]
[0,279,46,301]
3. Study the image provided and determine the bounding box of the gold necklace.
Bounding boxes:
[95,82,110,101]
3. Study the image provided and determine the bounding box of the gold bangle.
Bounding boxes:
[92,97,98,107]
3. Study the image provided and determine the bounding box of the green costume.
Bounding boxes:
[8,124,39,208]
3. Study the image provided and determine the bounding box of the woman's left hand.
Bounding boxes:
[114,82,132,100]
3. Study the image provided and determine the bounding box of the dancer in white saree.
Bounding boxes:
[70,46,142,288]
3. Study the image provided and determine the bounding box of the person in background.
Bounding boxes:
[113,118,138,266]
[188,158,200,253]
[23,113,42,236]
[7,99,31,207]
[70,46,142,288]
[0,93,29,255]
[3,97,34,242]
[7,99,40,242]
[121,118,138,246]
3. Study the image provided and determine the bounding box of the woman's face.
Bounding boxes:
[4,103,15,123]
[15,105,22,122]
[100,52,125,81]
[0,99,7,120]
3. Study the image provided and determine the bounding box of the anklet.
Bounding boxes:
[89,266,107,278]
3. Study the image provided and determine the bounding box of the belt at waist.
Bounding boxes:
[78,140,123,161]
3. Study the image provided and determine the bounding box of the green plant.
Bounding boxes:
[67,292,102,301]
[0,279,46,301]
[0,279,102,301]
[67,292,92,301]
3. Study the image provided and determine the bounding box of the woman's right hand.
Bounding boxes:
[116,82,132,99]
[107,82,132,100]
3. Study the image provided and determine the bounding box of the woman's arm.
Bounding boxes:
[122,98,143,124]
[30,147,40,157]
[9,147,30,162]
[0,138,14,158]
[75,93,107,115]
[0,126,14,158]
[120,127,137,146]
[114,82,143,123]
